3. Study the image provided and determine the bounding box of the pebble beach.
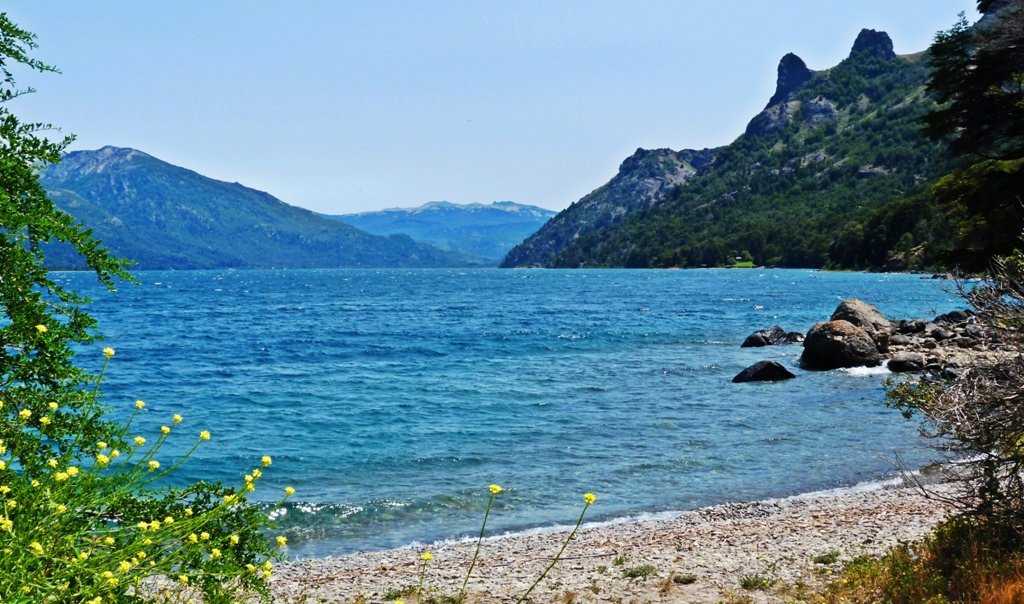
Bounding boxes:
[268,480,952,603]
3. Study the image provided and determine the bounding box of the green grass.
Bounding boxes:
[622,564,658,580]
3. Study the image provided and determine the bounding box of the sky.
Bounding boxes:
[5,1,978,214]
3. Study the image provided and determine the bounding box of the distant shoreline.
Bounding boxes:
[269,478,952,602]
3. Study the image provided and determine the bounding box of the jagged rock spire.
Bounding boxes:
[849,29,895,60]
[766,53,813,108]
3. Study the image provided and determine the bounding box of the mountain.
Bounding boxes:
[501,148,716,267]
[40,147,482,269]
[322,201,556,264]
[502,30,951,269]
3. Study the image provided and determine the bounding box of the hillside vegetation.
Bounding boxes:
[41,147,482,269]
[503,30,954,270]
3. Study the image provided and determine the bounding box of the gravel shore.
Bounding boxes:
[268,480,951,603]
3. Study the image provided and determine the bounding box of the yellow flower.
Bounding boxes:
[96,441,107,449]
[200,531,210,541]
[30,479,39,488]
[88,598,102,604]
[66,466,79,477]
[275,535,287,547]
[56,504,67,514]
[0,461,5,470]
[188,533,198,543]
[184,507,193,517]
[244,474,253,484]
[18,409,30,420]
[172,414,183,424]
[489,484,503,495]
[396,601,405,604]
[103,347,115,358]
[142,538,153,546]
[262,570,272,579]
[103,536,115,546]
[420,552,433,561]
[584,492,596,505]
[246,563,256,572]
[96,454,110,466]
[39,415,50,426]
[35,324,47,333]
[224,494,238,504]
[48,401,58,410]
[263,561,273,571]
[0,518,12,531]
[101,570,113,579]
[135,400,145,409]
[285,486,296,496]
[134,436,146,446]
[210,548,221,559]
[148,460,160,471]
[199,430,210,441]
[78,551,90,561]
[160,426,171,435]
[163,516,174,525]
[136,521,148,530]
[110,449,120,458]
[148,520,161,531]
[252,468,263,479]
[119,560,132,572]
[137,551,146,560]
[178,575,188,585]
[261,455,272,467]
[0,486,8,494]
[244,482,255,492]
[55,472,69,481]
[29,541,43,554]
[229,534,240,545]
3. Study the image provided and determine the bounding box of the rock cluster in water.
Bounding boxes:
[734,297,1008,382]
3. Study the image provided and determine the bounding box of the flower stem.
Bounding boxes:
[459,492,496,601]
[516,502,591,603]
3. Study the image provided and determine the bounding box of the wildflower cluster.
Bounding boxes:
[0,348,293,601]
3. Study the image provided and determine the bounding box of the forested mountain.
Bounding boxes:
[323,201,555,264]
[503,30,953,269]
[40,147,482,269]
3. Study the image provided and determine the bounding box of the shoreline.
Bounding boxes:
[269,477,952,603]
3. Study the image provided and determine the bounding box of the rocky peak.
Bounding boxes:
[766,53,813,108]
[849,29,895,60]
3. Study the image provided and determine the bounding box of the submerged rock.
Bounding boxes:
[732,360,796,383]
[801,320,882,370]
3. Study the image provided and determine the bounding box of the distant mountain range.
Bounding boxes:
[322,201,556,264]
[502,30,951,270]
[39,147,487,269]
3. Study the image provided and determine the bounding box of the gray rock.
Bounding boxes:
[850,29,896,61]
[732,360,796,383]
[935,310,972,324]
[801,320,882,370]
[741,326,787,347]
[963,324,984,339]
[830,299,894,352]
[930,326,954,340]
[954,337,978,348]
[891,334,912,346]
[898,319,926,334]
[942,366,967,380]
[888,353,925,373]
[784,331,805,343]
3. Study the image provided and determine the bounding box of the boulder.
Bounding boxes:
[741,326,787,347]
[935,309,973,324]
[830,299,894,352]
[891,334,912,346]
[888,353,925,373]
[784,331,805,343]
[898,319,926,334]
[732,360,796,383]
[801,320,883,370]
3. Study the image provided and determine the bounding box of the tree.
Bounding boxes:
[0,13,282,601]
[924,2,1024,269]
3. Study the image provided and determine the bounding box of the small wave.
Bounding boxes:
[839,365,891,376]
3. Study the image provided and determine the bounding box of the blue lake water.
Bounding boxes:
[56,268,961,557]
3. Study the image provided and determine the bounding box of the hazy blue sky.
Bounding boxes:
[6,1,977,213]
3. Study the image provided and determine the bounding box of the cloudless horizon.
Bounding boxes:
[6,1,977,213]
